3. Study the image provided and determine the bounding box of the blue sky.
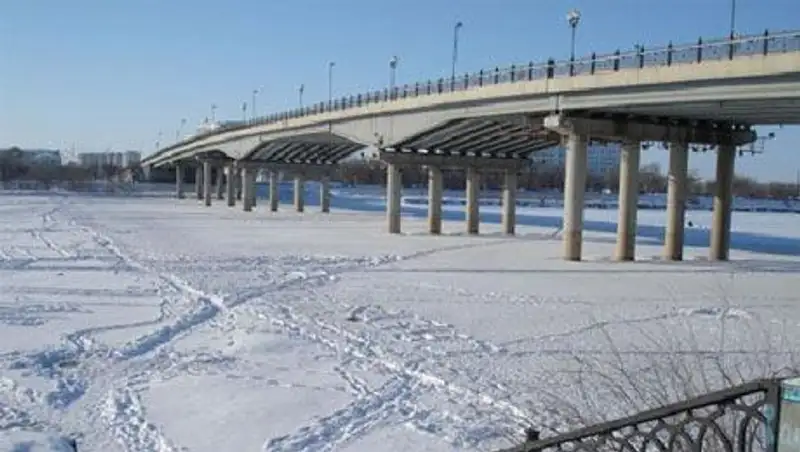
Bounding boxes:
[1,0,798,182]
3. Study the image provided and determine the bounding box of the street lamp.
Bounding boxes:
[566,9,581,76]
[176,118,187,141]
[389,55,399,99]
[241,102,248,122]
[156,130,163,151]
[299,84,305,109]
[210,104,217,123]
[251,89,259,120]
[451,21,463,87]
[328,62,335,110]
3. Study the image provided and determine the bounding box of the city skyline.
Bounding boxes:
[1,0,799,181]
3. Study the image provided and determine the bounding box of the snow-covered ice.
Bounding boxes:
[0,190,799,452]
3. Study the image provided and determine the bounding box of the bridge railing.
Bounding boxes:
[498,378,783,452]
[156,29,800,157]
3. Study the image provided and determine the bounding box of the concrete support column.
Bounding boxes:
[563,132,589,261]
[320,176,331,213]
[202,161,212,207]
[215,167,224,200]
[664,142,689,261]
[614,140,641,261]
[293,175,305,212]
[195,166,203,200]
[269,171,279,212]
[427,166,443,234]
[175,164,185,199]
[710,145,736,261]
[386,163,402,234]
[225,165,236,207]
[502,170,517,235]
[236,168,243,201]
[465,167,480,235]
[241,168,253,212]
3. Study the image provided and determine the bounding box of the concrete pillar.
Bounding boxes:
[203,160,212,207]
[236,168,243,201]
[386,163,402,234]
[215,167,224,200]
[241,168,253,212]
[710,144,736,261]
[614,140,641,261]
[563,132,589,261]
[269,171,279,212]
[175,164,185,199]
[427,166,443,234]
[293,175,305,212]
[250,175,257,207]
[664,142,689,261]
[502,170,517,235]
[320,176,331,213]
[195,166,203,200]
[225,165,236,207]
[465,167,480,235]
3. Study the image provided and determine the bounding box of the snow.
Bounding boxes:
[0,187,799,452]
[0,431,76,451]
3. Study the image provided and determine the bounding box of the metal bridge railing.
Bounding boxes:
[157,29,800,157]
[499,378,784,452]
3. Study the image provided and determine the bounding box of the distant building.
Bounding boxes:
[78,151,141,169]
[531,143,621,176]
[0,147,62,166]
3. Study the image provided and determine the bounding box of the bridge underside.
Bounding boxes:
[243,133,362,165]
[381,117,560,167]
[586,97,800,125]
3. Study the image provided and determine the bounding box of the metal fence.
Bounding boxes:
[499,378,782,452]
[160,29,800,155]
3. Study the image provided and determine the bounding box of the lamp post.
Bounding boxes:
[176,118,187,141]
[567,9,581,76]
[251,89,259,120]
[241,102,248,122]
[328,62,335,110]
[729,0,737,36]
[451,21,463,88]
[210,104,217,123]
[299,84,305,109]
[389,55,399,99]
[156,130,163,151]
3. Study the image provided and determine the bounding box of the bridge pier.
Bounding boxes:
[294,175,305,212]
[664,142,689,261]
[710,144,736,261]
[427,166,443,234]
[175,164,185,199]
[241,168,254,212]
[502,169,517,235]
[320,176,331,213]
[226,164,236,207]
[194,166,203,200]
[386,163,402,234]
[203,161,212,207]
[269,171,279,212]
[236,168,243,201]
[562,132,589,261]
[615,140,641,261]
[465,167,480,235]
[215,167,224,200]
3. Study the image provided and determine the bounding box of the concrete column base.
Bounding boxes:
[386,163,402,234]
[320,177,331,213]
[242,169,253,212]
[428,166,443,234]
[195,167,203,200]
[563,133,589,261]
[269,171,279,212]
[225,165,236,207]
[203,161,212,207]
[294,176,305,212]
[502,170,517,235]
[215,168,224,200]
[614,140,641,261]
[175,164,185,199]
[465,167,480,235]
[664,142,689,261]
[710,145,735,261]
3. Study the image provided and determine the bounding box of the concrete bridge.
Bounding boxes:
[142,29,800,262]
